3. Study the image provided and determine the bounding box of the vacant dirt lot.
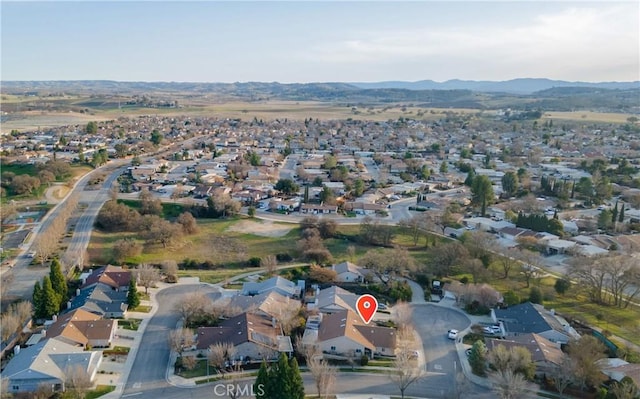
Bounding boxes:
[225,220,294,237]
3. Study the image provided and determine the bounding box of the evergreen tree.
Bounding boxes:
[303,185,309,203]
[127,278,140,309]
[275,353,293,398]
[32,281,44,319]
[612,201,619,224]
[439,161,448,173]
[254,361,275,399]
[464,169,476,187]
[287,357,305,399]
[41,276,59,319]
[619,206,625,223]
[49,259,67,309]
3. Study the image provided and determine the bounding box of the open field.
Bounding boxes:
[542,111,636,123]
[1,99,489,134]
[87,216,640,346]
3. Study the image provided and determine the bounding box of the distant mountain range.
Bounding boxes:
[349,78,640,94]
[2,79,639,112]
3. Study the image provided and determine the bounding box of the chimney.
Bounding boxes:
[67,301,72,309]
[272,317,277,328]
[42,329,46,337]
[76,288,80,296]
[13,346,20,355]
[52,314,57,322]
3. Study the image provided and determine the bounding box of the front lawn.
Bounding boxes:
[84,385,115,399]
[118,319,141,331]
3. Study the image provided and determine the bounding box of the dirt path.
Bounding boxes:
[44,183,70,204]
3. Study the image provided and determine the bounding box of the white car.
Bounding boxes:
[483,326,502,335]
[448,329,459,340]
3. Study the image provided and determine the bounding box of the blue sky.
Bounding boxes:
[2,1,638,83]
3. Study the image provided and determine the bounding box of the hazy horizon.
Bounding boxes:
[2,1,638,83]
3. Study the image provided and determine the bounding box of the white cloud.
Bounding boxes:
[302,4,639,81]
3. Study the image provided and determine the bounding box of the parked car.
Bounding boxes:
[483,326,502,335]
[448,329,459,340]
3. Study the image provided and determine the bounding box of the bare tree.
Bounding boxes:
[208,342,236,374]
[305,346,336,398]
[168,327,195,357]
[359,247,416,287]
[161,260,179,282]
[64,365,93,399]
[487,344,535,380]
[497,248,520,279]
[392,301,413,334]
[182,355,198,370]
[489,369,535,399]
[549,357,575,397]
[390,336,423,399]
[0,271,14,301]
[176,211,198,235]
[346,245,356,262]
[174,292,213,326]
[567,335,607,391]
[609,378,639,399]
[135,263,161,294]
[275,298,302,335]
[260,254,277,277]
[0,312,20,342]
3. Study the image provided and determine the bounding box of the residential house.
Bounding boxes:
[43,309,117,348]
[310,310,396,358]
[597,358,640,388]
[486,333,565,376]
[224,291,295,319]
[492,302,580,344]
[331,262,365,283]
[240,276,303,298]
[343,202,388,215]
[2,337,102,394]
[269,198,301,212]
[81,265,131,291]
[67,284,128,318]
[195,312,293,362]
[308,286,358,314]
[300,203,338,214]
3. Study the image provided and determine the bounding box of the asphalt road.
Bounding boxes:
[122,284,221,396]
[120,285,493,399]
[2,162,128,300]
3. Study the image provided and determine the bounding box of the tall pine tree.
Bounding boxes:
[32,281,44,319]
[619,206,625,223]
[127,278,140,309]
[612,201,619,224]
[287,356,305,399]
[254,361,273,399]
[49,258,67,310]
[41,276,59,319]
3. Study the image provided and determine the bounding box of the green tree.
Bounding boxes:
[439,161,448,173]
[77,143,85,163]
[49,259,67,309]
[598,209,614,230]
[85,121,98,134]
[554,279,571,295]
[32,281,44,319]
[612,201,619,224]
[245,151,261,166]
[464,168,476,187]
[619,206,625,223]
[353,178,365,197]
[471,175,494,216]
[41,276,59,318]
[529,287,543,304]
[287,356,305,399]
[127,278,140,309]
[575,177,594,200]
[274,179,299,195]
[501,171,519,197]
[319,186,335,204]
[469,340,488,376]
[248,206,256,218]
[254,361,273,399]
[150,129,163,146]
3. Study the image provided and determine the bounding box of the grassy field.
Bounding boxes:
[87,216,640,346]
[542,111,636,124]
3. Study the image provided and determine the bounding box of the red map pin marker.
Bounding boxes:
[356,294,378,324]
